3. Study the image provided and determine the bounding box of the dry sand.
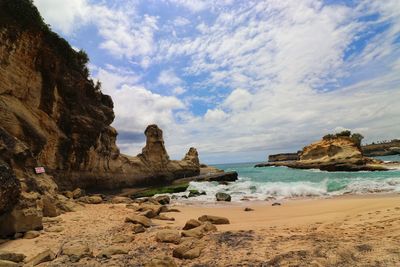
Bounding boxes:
[1,194,400,266]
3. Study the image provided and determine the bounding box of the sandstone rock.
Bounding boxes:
[0,192,43,237]
[188,190,206,198]
[62,191,74,199]
[97,246,128,258]
[112,234,134,243]
[182,219,201,230]
[155,214,175,221]
[183,147,200,166]
[272,202,281,206]
[72,188,85,199]
[244,207,254,211]
[141,210,157,219]
[155,195,170,205]
[42,217,62,223]
[198,215,230,225]
[138,204,162,217]
[181,222,217,238]
[144,256,177,267]
[125,214,152,227]
[23,231,40,239]
[0,251,25,263]
[111,196,132,204]
[25,249,55,266]
[216,192,231,202]
[132,224,145,234]
[0,164,20,216]
[62,242,92,262]
[0,260,18,267]
[155,230,181,244]
[78,195,103,204]
[45,226,64,233]
[173,239,204,259]
[42,195,59,217]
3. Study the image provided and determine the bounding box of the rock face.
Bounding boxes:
[256,135,387,171]
[0,1,200,236]
[268,152,300,162]
[183,147,200,166]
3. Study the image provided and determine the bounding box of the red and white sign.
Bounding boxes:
[34,167,45,174]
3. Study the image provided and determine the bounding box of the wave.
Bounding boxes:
[173,176,400,202]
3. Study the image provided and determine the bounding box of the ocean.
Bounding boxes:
[182,155,400,202]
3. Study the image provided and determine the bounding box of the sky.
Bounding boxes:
[33,0,400,164]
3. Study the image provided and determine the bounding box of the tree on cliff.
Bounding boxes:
[350,133,364,148]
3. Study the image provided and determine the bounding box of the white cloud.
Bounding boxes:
[223,89,252,111]
[173,17,190,27]
[157,69,182,86]
[172,86,186,95]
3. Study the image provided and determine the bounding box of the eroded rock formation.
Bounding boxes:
[256,135,387,171]
[0,1,200,236]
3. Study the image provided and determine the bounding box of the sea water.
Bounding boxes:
[183,155,400,202]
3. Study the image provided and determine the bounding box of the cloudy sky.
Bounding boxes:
[34,0,400,164]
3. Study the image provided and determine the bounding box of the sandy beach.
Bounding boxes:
[1,194,399,266]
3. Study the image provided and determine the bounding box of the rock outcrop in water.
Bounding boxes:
[268,152,300,162]
[256,134,387,171]
[362,139,400,157]
[0,0,200,236]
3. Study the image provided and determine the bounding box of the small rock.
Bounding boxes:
[0,260,18,267]
[155,230,181,244]
[0,251,26,263]
[140,209,157,219]
[244,207,254,211]
[62,191,74,199]
[155,195,170,205]
[144,256,177,267]
[182,219,202,230]
[45,226,64,233]
[173,239,204,259]
[111,196,132,204]
[188,190,206,198]
[79,195,103,204]
[154,214,175,221]
[97,246,128,258]
[23,231,40,239]
[132,224,146,234]
[272,202,281,206]
[25,249,55,266]
[113,234,134,243]
[215,192,231,202]
[42,217,63,223]
[198,215,230,225]
[181,222,217,239]
[125,204,140,211]
[125,214,152,227]
[62,242,93,262]
[72,188,85,199]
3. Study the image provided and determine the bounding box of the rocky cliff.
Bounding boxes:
[268,152,300,162]
[0,0,199,236]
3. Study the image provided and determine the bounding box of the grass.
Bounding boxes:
[131,183,189,198]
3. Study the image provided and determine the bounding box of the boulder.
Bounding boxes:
[155,230,181,244]
[154,214,175,221]
[97,246,128,258]
[125,214,152,227]
[0,260,18,267]
[173,239,204,259]
[144,256,177,267]
[62,242,92,262]
[112,234,134,243]
[23,231,40,239]
[244,207,254,211]
[182,147,200,166]
[0,251,26,263]
[181,222,217,238]
[25,249,55,266]
[216,192,231,202]
[154,195,170,205]
[72,188,85,199]
[132,224,146,234]
[188,190,206,198]
[138,204,162,218]
[78,195,102,204]
[182,219,201,230]
[111,196,132,204]
[42,195,59,217]
[198,215,230,225]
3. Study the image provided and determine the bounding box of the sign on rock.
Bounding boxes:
[34,167,45,174]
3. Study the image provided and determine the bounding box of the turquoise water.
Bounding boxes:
[185,155,400,201]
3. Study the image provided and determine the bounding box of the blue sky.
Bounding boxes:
[34,0,400,164]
